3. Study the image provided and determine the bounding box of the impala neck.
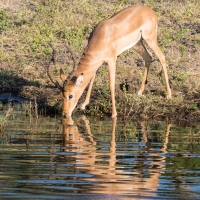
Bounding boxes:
[72,52,103,96]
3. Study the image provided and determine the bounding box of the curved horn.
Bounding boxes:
[64,40,77,71]
[46,44,63,91]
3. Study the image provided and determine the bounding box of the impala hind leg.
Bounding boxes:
[133,39,152,96]
[80,74,96,110]
[145,38,172,98]
[108,59,117,118]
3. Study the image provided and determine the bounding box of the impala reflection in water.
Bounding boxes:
[62,116,170,195]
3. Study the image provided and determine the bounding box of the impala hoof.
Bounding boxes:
[79,104,86,110]
[167,95,172,99]
[138,92,146,97]
[67,118,74,125]
[63,116,74,125]
[137,91,143,96]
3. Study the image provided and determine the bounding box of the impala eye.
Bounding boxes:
[69,95,73,100]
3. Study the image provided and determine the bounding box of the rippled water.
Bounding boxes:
[1,105,200,199]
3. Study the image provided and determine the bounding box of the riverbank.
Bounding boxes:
[0,0,200,121]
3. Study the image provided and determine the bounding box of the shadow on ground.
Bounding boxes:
[0,70,61,116]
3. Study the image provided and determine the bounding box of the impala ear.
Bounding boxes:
[75,73,84,88]
[60,68,67,82]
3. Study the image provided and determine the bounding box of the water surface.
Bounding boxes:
[0,105,200,199]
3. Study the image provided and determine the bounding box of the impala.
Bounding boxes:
[48,5,171,124]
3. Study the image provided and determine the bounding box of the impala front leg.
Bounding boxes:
[108,59,117,118]
[80,74,96,110]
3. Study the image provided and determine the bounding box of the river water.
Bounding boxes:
[0,102,200,199]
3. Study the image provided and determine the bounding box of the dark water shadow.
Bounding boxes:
[0,70,61,116]
[0,92,31,104]
[0,70,42,103]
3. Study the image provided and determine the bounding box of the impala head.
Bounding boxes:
[60,71,84,119]
[47,42,80,125]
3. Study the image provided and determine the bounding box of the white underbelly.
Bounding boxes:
[116,31,142,55]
